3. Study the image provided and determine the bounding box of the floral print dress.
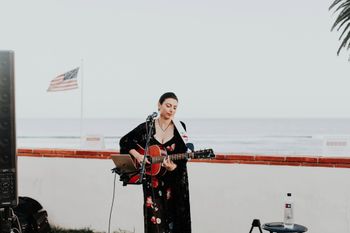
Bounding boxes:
[119,121,191,233]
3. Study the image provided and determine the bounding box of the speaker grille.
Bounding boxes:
[0,50,17,207]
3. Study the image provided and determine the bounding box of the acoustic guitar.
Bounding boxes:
[125,144,215,184]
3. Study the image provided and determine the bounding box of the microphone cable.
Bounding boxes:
[11,207,22,233]
[13,208,22,233]
[107,171,118,233]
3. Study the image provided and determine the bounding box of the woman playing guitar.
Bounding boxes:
[119,92,192,233]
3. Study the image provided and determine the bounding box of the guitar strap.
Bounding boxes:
[173,119,194,152]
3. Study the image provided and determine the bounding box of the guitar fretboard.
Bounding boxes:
[151,152,197,163]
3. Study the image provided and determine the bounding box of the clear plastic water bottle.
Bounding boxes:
[283,193,294,228]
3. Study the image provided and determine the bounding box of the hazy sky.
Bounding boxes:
[2,0,349,119]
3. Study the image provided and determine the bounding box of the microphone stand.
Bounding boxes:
[138,116,155,184]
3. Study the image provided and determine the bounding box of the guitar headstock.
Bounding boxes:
[193,148,215,159]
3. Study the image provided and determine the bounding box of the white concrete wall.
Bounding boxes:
[18,156,350,233]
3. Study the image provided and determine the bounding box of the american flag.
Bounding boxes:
[47,67,79,92]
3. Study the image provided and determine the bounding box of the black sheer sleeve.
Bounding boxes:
[119,122,147,154]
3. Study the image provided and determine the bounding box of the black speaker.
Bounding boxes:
[0,50,17,207]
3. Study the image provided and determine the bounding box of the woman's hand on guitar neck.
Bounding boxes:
[162,156,177,171]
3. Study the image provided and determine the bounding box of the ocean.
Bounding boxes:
[17,118,350,156]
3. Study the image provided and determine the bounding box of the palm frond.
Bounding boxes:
[337,29,350,55]
[339,22,350,40]
[331,6,350,31]
[330,0,350,58]
[347,38,350,49]
[329,0,343,10]
[336,8,350,31]
[335,1,350,12]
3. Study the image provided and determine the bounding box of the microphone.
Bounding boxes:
[146,112,158,121]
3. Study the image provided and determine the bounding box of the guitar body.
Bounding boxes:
[136,144,168,177]
[127,145,168,184]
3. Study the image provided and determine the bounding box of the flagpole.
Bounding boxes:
[80,59,84,146]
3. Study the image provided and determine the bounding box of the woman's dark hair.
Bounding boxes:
[159,92,178,104]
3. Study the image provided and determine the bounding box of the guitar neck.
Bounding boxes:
[151,152,194,164]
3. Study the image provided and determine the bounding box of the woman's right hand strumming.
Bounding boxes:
[129,149,150,164]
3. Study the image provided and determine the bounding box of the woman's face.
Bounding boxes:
[158,98,178,120]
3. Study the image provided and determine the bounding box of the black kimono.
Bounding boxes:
[119,121,191,233]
